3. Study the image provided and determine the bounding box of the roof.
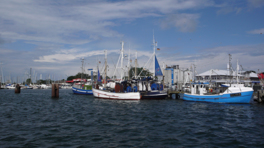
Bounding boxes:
[249,72,258,78]
[196,69,243,77]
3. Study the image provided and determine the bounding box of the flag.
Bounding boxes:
[97,69,101,82]
[157,48,160,50]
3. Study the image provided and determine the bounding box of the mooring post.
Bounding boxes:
[176,93,179,99]
[15,84,20,93]
[52,84,59,98]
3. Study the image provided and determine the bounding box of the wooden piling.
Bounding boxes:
[176,93,179,99]
[15,84,21,93]
[52,84,59,98]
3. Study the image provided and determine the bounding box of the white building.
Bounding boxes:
[164,65,193,87]
[195,69,259,86]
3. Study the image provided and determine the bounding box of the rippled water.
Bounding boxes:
[0,89,264,147]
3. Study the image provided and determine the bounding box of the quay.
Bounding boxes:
[167,89,184,99]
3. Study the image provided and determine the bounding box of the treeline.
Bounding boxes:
[67,72,91,80]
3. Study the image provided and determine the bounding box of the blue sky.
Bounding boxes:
[0,0,263,82]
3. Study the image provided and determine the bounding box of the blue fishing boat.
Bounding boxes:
[72,85,93,95]
[72,61,94,95]
[182,84,253,103]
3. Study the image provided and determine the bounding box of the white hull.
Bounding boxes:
[92,88,141,100]
[6,86,15,89]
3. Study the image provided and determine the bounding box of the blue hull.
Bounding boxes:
[72,87,93,95]
[183,91,253,103]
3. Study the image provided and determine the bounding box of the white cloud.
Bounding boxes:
[160,13,200,32]
[0,0,215,44]
[155,44,264,73]
[247,28,264,34]
[248,0,264,8]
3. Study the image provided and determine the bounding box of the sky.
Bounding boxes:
[0,0,263,82]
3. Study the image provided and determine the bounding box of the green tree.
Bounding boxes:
[128,67,153,78]
[67,72,91,80]
[26,78,31,84]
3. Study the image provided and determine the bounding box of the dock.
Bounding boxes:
[253,90,264,103]
[167,89,184,99]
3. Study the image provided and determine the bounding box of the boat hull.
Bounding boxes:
[182,91,253,103]
[140,91,167,100]
[72,87,93,95]
[92,88,141,100]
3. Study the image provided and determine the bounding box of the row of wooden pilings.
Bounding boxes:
[14,84,59,98]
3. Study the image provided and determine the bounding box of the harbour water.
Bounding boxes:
[0,89,264,147]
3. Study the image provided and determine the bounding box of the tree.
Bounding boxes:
[26,78,31,84]
[67,72,91,80]
[128,67,153,78]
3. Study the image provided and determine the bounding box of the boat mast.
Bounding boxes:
[104,50,107,87]
[229,54,232,84]
[121,41,124,81]
[0,62,4,84]
[237,59,239,84]
[135,51,137,79]
[127,48,130,80]
[152,32,156,78]
[81,58,84,83]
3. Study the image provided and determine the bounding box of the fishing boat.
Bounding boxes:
[72,83,93,95]
[135,34,167,99]
[182,59,253,103]
[92,42,141,100]
[72,59,93,95]
[182,83,253,103]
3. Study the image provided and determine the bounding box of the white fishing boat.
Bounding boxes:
[92,42,141,100]
[92,87,141,100]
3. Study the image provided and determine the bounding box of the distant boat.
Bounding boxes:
[72,59,93,95]
[182,83,253,103]
[72,81,93,95]
[92,42,141,100]
[6,84,15,89]
[40,84,51,89]
[21,84,33,89]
